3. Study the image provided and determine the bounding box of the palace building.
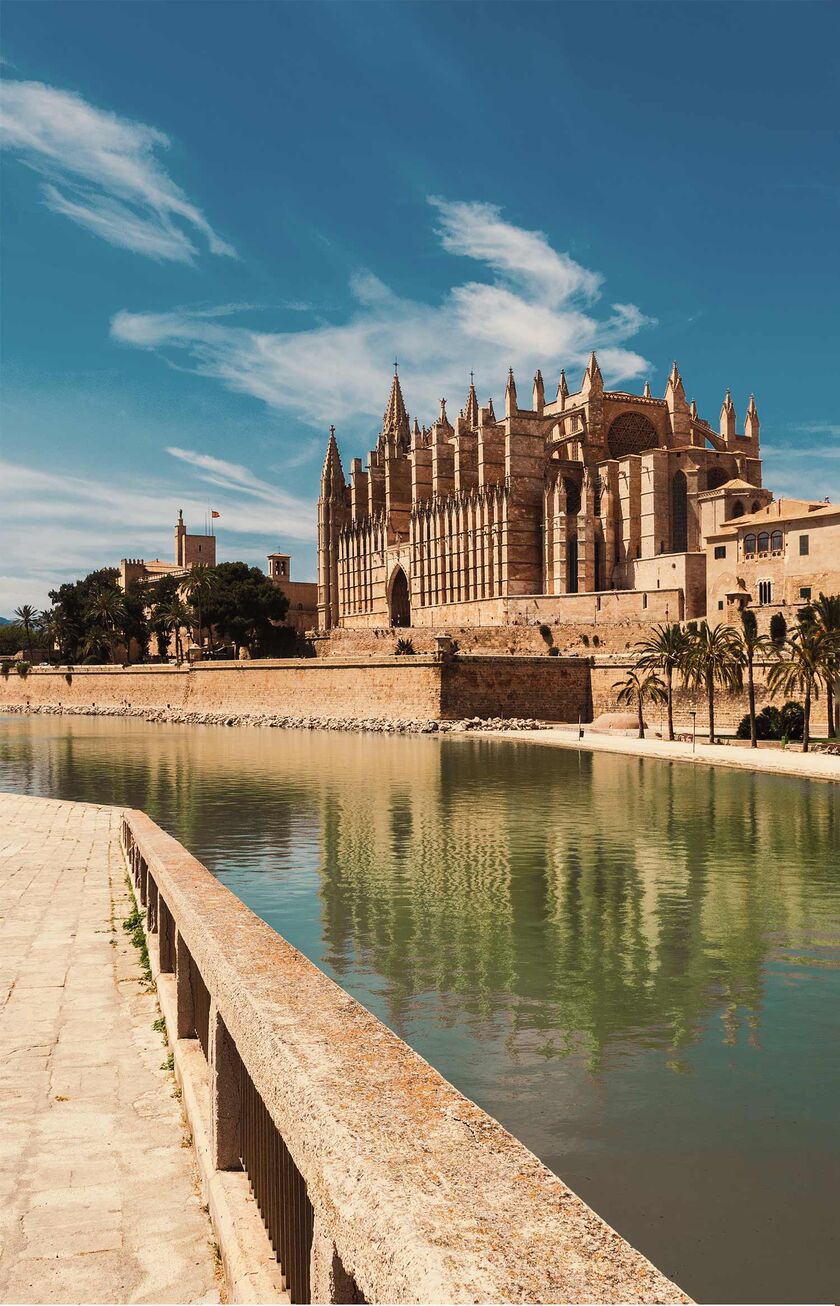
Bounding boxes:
[317,357,768,630]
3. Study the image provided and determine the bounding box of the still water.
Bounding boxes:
[2,716,838,1303]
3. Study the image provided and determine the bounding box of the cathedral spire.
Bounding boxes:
[665,360,688,412]
[321,425,346,497]
[556,369,569,409]
[463,372,479,428]
[581,351,603,395]
[505,367,518,417]
[745,393,760,442]
[689,398,698,420]
[720,388,736,440]
[643,380,652,399]
[532,368,545,415]
[486,397,496,423]
[382,365,410,445]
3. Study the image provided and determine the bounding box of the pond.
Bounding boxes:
[1,715,838,1303]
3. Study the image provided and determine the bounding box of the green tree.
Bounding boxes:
[739,609,773,749]
[13,605,35,661]
[682,621,745,744]
[769,611,787,648]
[634,622,688,741]
[157,597,193,663]
[612,667,668,739]
[182,566,216,651]
[48,568,121,663]
[88,587,126,664]
[798,593,840,737]
[202,562,289,656]
[766,624,837,752]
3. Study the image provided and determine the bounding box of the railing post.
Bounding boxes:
[310,1219,362,1305]
[175,930,195,1039]
[208,1001,241,1171]
[147,877,159,934]
[159,899,175,974]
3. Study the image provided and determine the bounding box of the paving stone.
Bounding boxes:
[0,794,220,1305]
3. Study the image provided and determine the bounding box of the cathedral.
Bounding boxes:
[317,356,766,631]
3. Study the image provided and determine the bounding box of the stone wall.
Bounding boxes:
[590,656,829,735]
[0,656,591,724]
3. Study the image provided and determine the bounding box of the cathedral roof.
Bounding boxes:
[382,369,410,444]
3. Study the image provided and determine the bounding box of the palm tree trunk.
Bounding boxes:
[638,693,645,740]
[747,653,757,748]
[803,686,811,753]
[707,669,715,744]
[827,679,835,738]
[666,667,674,741]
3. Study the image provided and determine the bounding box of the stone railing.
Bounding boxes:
[121,809,689,1305]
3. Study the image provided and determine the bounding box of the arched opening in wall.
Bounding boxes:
[731,501,745,518]
[751,500,762,514]
[567,535,579,593]
[706,466,729,492]
[563,477,581,516]
[606,412,659,459]
[671,471,688,552]
[388,566,411,627]
[594,536,604,591]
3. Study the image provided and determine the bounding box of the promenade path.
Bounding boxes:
[0,793,221,1305]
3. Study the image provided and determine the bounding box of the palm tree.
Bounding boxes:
[613,667,668,739]
[88,588,126,663]
[634,622,688,741]
[34,609,59,664]
[739,609,773,749]
[766,624,836,752]
[799,593,840,737]
[14,605,35,661]
[183,566,215,651]
[158,598,192,662]
[682,621,745,744]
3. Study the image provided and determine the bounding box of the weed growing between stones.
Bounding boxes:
[122,889,152,984]
[161,1051,174,1073]
[153,1015,167,1039]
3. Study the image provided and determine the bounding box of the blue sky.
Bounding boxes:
[1,0,838,613]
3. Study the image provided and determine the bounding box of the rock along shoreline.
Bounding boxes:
[2,702,543,735]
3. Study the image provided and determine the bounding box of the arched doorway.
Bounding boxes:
[389,566,411,627]
[671,471,688,552]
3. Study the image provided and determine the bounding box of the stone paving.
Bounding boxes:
[0,793,221,1305]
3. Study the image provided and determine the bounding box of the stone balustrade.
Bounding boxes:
[121,808,689,1305]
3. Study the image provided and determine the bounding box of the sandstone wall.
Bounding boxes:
[590,657,829,735]
[0,657,591,724]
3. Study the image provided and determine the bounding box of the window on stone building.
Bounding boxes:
[718,600,724,610]
[799,587,812,601]
[592,479,602,515]
[714,545,726,559]
[770,530,783,553]
[671,471,688,552]
[751,500,762,513]
[758,532,770,554]
[606,412,659,458]
[567,535,578,593]
[799,534,809,555]
[744,534,757,556]
[563,477,581,516]
[731,501,745,518]
[758,579,772,605]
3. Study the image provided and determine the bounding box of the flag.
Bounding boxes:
[211,510,220,519]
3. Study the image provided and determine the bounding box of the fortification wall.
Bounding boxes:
[590,657,827,735]
[0,657,591,724]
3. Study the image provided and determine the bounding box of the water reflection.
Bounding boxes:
[2,716,838,1303]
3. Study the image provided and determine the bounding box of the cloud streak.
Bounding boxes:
[111,197,655,432]
[0,78,234,262]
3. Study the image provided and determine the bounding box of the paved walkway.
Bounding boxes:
[496,726,840,782]
[0,794,221,1305]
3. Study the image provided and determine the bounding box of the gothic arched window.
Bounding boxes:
[758,532,770,553]
[771,530,783,553]
[731,501,745,518]
[563,477,581,516]
[567,535,579,593]
[671,470,688,552]
[744,534,757,556]
[751,500,762,514]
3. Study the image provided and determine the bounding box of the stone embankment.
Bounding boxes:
[4,702,543,734]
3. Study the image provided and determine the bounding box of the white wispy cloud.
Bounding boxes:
[0,455,314,612]
[111,197,655,431]
[795,422,840,438]
[0,78,234,262]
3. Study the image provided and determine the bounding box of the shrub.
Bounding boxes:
[769,612,787,647]
[538,623,553,646]
[548,645,560,656]
[395,637,415,656]
[735,700,804,741]
[16,661,30,677]
[0,658,12,679]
